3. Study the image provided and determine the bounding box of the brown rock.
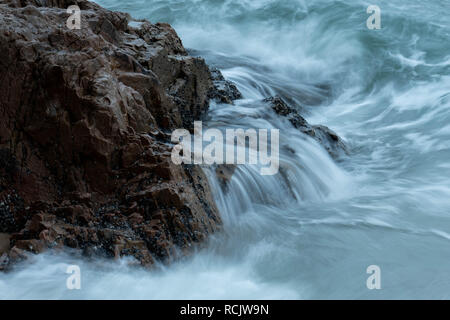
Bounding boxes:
[0,0,222,268]
[14,239,46,254]
[0,233,10,255]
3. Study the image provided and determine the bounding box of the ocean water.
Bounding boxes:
[1,0,450,299]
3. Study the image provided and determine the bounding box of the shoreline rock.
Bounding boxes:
[264,96,348,158]
[0,0,222,268]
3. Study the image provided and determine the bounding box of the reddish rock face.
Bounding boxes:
[0,0,221,268]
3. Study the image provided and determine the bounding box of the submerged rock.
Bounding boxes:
[209,68,242,104]
[264,96,348,158]
[0,0,221,267]
[215,164,237,190]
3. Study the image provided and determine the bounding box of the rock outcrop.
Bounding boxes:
[0,0,222,268]
[264,96,348,158]
[209,68,242,104]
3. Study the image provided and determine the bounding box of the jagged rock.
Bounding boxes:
[264,96,348,158]
[0,0,221,268]
[209,68,242,104]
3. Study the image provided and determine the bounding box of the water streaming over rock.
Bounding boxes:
[2,0,450,299]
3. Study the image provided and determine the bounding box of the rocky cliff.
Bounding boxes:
[0,0,225,268]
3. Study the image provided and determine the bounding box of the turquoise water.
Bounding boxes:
[1,0,450,299]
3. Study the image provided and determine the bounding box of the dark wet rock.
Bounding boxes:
[0,234,10,255]
[215,165,237,190]
[209,68,242,104]
[266,96,310,128]
[264,96,348,158]
[308,125,348,159]
[0,0,221,268]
